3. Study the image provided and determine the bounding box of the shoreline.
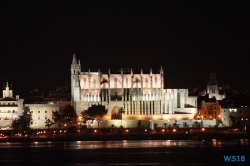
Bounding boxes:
[1,133,249,142]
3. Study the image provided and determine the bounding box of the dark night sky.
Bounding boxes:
[1,1,250,96]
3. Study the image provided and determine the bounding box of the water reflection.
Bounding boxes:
[211,139,249,147]
[0,139,248,149]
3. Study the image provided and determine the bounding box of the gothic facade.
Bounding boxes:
[71,54,198,128]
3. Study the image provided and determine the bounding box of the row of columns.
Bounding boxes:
[80,92,175,102]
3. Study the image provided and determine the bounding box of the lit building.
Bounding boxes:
[71,54,198,128]
[206,66,225,100]
[195,100,221,120]
[0,81,24,129]
[221,105,250,128]
[193,68,227,127]
[26,104,60,129]
[25,86,70,129]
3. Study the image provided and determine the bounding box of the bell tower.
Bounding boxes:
[207,65,222,100]
[71,54,81,103]
[3,80,13,98]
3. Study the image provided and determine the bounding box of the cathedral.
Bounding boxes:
[71,54,198,128]
[1,55,221,130]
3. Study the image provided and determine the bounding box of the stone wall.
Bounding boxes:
[87,119,217,129]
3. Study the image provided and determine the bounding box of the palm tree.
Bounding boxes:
[183,122,188,132]
[118,107,125,127]
[163,123,167,133]
[163,123,167,129]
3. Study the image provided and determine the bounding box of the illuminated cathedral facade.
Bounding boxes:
[71,54,198,128]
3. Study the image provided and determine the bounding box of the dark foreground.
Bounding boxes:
[1,133,249,142]
[0,140,249,166]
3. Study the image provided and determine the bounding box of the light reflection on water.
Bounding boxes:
[211,139,249,147]
[0,139,248,149]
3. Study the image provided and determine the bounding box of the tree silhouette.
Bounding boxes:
[45,119,54,129]
[11,106,32,132]
[192,121,200,128]
[229,115,237,127]
[62,105,77,124]
[172,122,179,128]
[52,108,63,128]
[52,105,77,128]
[81,104,108,128]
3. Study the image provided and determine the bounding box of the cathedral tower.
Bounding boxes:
[207,66,222,100]
[71,54,81,103]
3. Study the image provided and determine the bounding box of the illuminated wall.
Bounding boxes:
[71,54,198,127]
[0,84,24,129]
[27,104,60,129]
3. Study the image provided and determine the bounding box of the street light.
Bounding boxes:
[35,123,38,138]
[77,121,81,135]
[241,118,248,131]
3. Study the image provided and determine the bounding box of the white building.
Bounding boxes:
[71,54,198,128]
[26,104,60,129]
[221,105,250,128]
[0,81,24,129]
[0,82,61,130]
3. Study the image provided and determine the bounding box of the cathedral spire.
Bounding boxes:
[160,66,164,74]
[72,54,77,64]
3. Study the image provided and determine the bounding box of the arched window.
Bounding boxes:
[145,78,148,88]
[84,78,86,88]
[93,79,96,89]
[114,77,117,88]
[134,77,138,88]
[126,77,128,88]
